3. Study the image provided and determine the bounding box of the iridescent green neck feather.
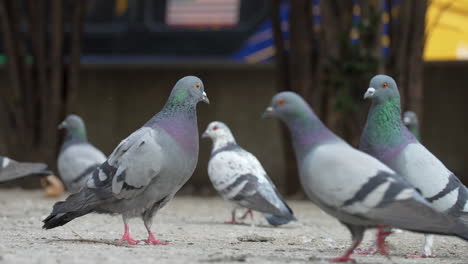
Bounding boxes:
[364,97,402,147]
[67,125,87,142]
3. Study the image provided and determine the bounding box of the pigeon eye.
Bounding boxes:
[213,125,219,131]
[277,99,286,105]
[194,83,201,89]
[382,82,388,88]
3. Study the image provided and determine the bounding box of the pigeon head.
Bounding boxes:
[58,114,87,141]
[364,75,400,104]
[202,121,236,146]
[263,91,316,122]
[202,121,232,139]
[403,111,420,140]
[263,91,338,162]
[167,76,209,108]
[403,111,418,127]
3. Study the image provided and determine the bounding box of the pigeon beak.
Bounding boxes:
[201,131,209,139]
[262,106,274,118]
[363,87,376,99]
[58,121,66,129]
[201,91,210,104]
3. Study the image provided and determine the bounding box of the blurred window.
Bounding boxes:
[165,0,241,29]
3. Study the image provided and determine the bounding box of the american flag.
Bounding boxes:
[166,0,241,28]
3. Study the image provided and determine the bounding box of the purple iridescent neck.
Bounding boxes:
[146,107,199,155]
[281,109,339,163]
[361,122,417,164]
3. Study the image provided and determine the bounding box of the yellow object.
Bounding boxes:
[41,175,65,198]
[115,0,128,16]
[425,0,468,60]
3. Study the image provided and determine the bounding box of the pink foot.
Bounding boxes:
[407,253,436,258]
[354,248,377,255]
[325,256,356,263]
[143,231,171,245]
[119,236,139,245]
[119,224,140,245]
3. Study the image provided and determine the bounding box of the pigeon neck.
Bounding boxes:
[283,110,338,162]
[147,102,199,155]
[65,126,87,143]
[212,133,236,151]
[361,97,416,161]
[407,123,421,141]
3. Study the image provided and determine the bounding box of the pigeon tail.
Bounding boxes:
[42,188,101,229]
[262,213,297,226]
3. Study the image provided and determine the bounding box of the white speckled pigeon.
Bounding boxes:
[57,114,107,193]
[0,156,51,183]
[43,76,209,245]
[202,121,296,226]
[263,91,468,262]
[361,74,468,257]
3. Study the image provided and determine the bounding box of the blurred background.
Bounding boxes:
[0,0,467,196]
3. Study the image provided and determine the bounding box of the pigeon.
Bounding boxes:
[43,76,209,245]
[403,111,420,140]
[356,110,421,255]
[263,91,468,262]
[0,156,51,182]
[202,121,296,226]
[361,74,468,257]
[57,114,107,193]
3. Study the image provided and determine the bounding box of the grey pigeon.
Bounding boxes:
[58,114,107,193]
[43,76,209,245]
[361,74,468,257]
[202,121,296,226]
[0,156,51,183]
[403,111,420,140]
[264,91,468,262]
[356,110,422,256]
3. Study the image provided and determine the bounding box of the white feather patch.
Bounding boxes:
[2,157,10,168]
[345,181,391,214]
[98,169,107,181]
[390,143,456,209]
[300,142,395,209]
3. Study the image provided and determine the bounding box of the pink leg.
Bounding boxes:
[239,209,254,220]
[355,225,392,255]
[144,230,170,245]
[119,224,139,245]
[224,209,247,225]
[327,239,362,263]
[375,225,391,256]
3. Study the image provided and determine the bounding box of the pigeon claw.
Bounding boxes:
[119,236,140,245]
[144,232,171,245]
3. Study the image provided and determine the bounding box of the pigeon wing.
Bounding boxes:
[87,127,164,199]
